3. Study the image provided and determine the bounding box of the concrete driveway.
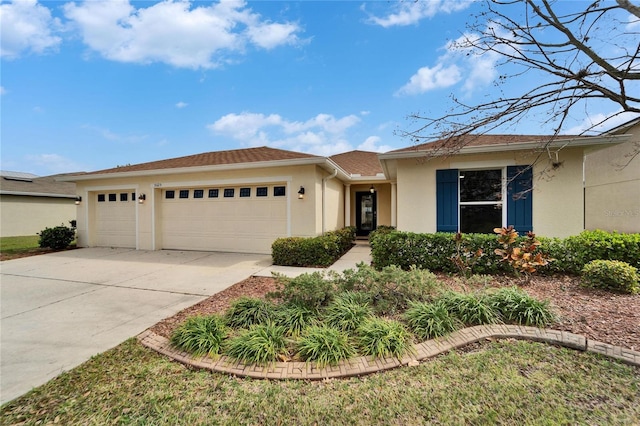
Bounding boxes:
[0,248,273,405]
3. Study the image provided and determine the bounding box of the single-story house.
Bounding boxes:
[0,172,78,237]
[584,117,640,233]
[61,128,635,254]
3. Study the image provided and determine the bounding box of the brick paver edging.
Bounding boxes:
[137,325,640,380]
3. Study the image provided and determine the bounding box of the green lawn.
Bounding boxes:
[1,339,638,425]
[0,235,40,257]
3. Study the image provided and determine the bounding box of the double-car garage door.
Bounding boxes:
[160,185,287,253]
[93,184,288,253]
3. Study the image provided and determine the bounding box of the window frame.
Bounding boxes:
[457,168,506,232]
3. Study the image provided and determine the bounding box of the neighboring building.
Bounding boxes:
[60,128,634,254]
[584,117,640,233]
[0,172,78,237]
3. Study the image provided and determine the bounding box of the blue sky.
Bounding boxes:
[1,0,637,176]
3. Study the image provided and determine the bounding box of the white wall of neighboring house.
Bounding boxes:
[584,120,640,233]
[0,195,76,237]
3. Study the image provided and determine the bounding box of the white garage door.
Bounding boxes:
[94,192,136,248]
[160,185,288,254]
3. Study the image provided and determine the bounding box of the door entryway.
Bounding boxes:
[356,191,376,237]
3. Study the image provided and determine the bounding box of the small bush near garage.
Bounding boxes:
[580,260,639,295]
[271,227,356,267]
[268,272,335,309]
[170,315,227,357]
[38,224,76,250]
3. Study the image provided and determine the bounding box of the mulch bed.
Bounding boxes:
[150,274,640,351]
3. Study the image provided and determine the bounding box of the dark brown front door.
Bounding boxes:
[356,191,377,237]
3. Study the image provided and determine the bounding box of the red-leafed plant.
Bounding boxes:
[494,226,550,283]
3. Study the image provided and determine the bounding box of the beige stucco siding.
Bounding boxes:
[393,148,586,238]
[74,164,328,253]
[0,195,76,237]
[346,183,392,229]
[584,122,640,233]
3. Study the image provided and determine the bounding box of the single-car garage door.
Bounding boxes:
[94,192,136,248]
[160,185,287,254]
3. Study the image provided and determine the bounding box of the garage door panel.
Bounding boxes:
[161,186,287,254]
[94,194,136,248]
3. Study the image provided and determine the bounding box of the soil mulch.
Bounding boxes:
[149,274,640,351]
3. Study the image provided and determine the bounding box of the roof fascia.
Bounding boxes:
[58,157,328,182]
[378,135,632,160]
[0,191,76,198]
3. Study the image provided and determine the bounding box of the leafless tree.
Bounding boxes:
[402,0,640,149]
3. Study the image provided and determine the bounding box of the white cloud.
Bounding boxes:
[0,0,62,59]
[63,0,302,69]
[395,63,461,96]
[25,153,84,174]
[357,136,393,153]
[208,111,363,155]
[366,0,473,28]
[564,110,639,135]
[175,101,188,108]
[625,13,640,31]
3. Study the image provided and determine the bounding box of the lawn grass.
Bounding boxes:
[0,235,40,255]
[1,339,638,425]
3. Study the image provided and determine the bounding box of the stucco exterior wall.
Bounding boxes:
[393,147,586,238]
[347,183,392,229]
[74,164,322,251]
[0,195,76,237]
[584,122,640,233]
[321,173,345,233]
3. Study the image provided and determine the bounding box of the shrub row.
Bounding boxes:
[271,226,356,267]
[370,230,640,275]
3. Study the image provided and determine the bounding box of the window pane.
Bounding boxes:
[131,192,136,201]
[98,194,106,202]
[166,190,175,199]
[256,187,268,197]
[274,186,286,197]
[460,170,502,202]
[208,189,219,198]
[179,190,189,199]
[224,188,234,198]
[460,204,502,234]
[239,188,251,197]
[120,193,128,202]
[194,189,204,199]
[108,194,117,202]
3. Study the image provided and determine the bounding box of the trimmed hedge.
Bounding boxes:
[370,230,640,275]
[272,227,356,267]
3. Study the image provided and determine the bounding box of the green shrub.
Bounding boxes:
[357,317,413,359]
[324,293,373,332]
[224,323,288,365]
[273,303,319,336]
[581,260,639,294]
[225,297,275,329]
[334,264,441,315]
[170,315,227,357]
[297,325,356,367]
[268,272,335,309]
[488,287,556,327]
[271,227,356,267]
[437,292,500,326]
[38,224,75,250]
[403,301,461,340]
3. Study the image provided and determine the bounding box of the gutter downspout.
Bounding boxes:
[322,168,338,235]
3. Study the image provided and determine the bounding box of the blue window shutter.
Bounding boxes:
[507,166,533,234]
[436,169,458,232]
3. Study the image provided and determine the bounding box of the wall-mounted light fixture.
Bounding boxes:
[138,193,146,204]
[369,185,375,194]
[297,186,305,199]
[75,196,82,205]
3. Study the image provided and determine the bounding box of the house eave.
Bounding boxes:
[0,190,76,199]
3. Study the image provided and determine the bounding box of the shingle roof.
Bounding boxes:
[390,134,582,153]
[329,150,383,177]
[0,174,77,197]
[84,146,322,175]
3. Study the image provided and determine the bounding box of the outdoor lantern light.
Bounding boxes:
[138,193,146,204]
[298,186,305,199]
[75,196,82,205]
[369,185,375,194]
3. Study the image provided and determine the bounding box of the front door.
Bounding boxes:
[356,191,377,237]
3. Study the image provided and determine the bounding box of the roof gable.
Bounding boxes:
[329,150,383,177]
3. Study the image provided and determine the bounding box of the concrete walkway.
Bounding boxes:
[0,243,372,405]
